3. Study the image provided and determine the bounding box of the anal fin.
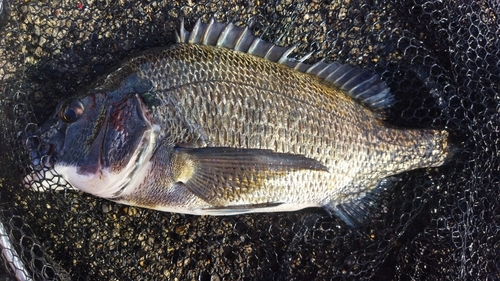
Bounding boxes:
[324,177,399,227]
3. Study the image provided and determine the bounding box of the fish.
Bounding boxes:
[29,18,453,226]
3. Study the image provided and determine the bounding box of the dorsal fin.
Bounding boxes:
[176,18,394,113]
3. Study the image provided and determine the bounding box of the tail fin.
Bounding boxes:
[441,130,464,166]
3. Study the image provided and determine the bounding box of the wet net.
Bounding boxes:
[0,0,499,280]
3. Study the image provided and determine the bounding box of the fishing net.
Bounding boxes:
[0,0,499,280]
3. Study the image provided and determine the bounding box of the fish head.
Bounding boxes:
[37,72,158,198]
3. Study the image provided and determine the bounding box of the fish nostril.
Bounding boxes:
[25,135,41,151]
[38,143,50,155]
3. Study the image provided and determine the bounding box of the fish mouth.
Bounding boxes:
[23,134,62,190]
[25,121,58,171]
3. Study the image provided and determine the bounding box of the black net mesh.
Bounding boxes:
[0,0,499,280]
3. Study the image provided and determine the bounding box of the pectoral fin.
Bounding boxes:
[171,147,328,205]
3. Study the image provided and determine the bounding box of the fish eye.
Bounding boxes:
[59,99,84,123]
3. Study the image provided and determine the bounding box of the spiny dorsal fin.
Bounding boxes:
[177,18,394,112]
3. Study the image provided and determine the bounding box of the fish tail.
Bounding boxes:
[410,129,453,169]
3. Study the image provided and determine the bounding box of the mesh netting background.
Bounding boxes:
[0,0,499,280]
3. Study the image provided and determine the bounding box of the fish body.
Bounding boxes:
[35,19,451,226]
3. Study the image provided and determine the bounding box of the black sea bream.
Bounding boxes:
[31,19,452,226]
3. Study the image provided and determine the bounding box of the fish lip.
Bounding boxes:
[27,145,54,173]
[24,129,60,189]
